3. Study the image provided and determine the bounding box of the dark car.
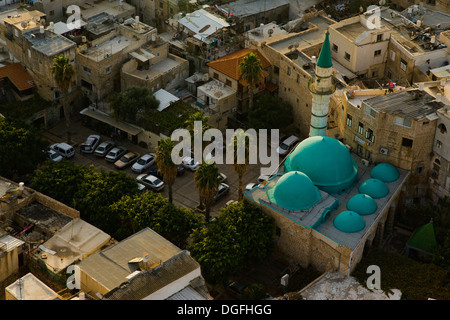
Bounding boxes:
[94,141,116,157]
[214,183,230,202]
[148,167,164,180]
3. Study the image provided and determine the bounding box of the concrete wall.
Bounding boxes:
[0,248,20,283]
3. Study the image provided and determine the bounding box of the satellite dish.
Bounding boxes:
[20,21,27,28]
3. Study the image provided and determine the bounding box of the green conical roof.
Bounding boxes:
[407,220,437,254]
[317,32,333,68]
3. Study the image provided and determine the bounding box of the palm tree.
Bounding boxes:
[239,52,264,110]
[51,55,75,144]
[194,162,220,223]
[155,137,178,203]
[184,111,210,149]
[230,133,250,201]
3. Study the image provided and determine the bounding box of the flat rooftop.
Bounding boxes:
[6,273,59,300]
[268,16,334,53]
[220,0,289,19]
[83,34,131,61]
[245,153,409,250]
[125,55,184,82]
[2,10,45,31]
[23,30,76,56]
[363,88,445,121]
[79,0,135,20]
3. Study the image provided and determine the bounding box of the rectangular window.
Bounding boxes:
[400,58,408,72]
[225,79,232,87]
[345,52,351,61]
[374,49,381,56]
[390,50,396,61]
[365,128,375,143]
[364,105,376,118]
[287,67,291,76]
[346,114,353,127]
[213,72,219,80]
[83,66,91,75]
[106,66,111,74]
[377,34,383,42]
[394,116,412,128]
[274,66,279,74]
[333,44,338,52]
[402,137,413,148]
[436,140,442,149]
[358,122,364,135]
[296,74,300,83]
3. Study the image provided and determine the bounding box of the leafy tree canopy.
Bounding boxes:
[111,86,160,123]
[0,118,48,181]
[248,93,293,130]
[188,200,274,283]
[110,191,202,246]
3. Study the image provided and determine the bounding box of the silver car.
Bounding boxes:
[94,141,116,157]
[105,146,127,162]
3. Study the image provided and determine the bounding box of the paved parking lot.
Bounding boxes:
[40,118,265,218]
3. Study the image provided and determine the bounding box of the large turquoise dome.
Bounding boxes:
[333,210,366,233]
[346,194,378,215]
[358,178,389,199]
[284,136,358,194]
[267,171,321,211]
[370,163,399,183]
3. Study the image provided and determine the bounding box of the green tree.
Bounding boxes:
[111,86,160,123]
[110,191,202,247]
[183,111,211,149]
[194,162,220,223]
[31,160,88,206]
[189,201,274,283]
[51,55,75,143]
[239,52,264,110]
[248,93,293,130]
[155,137,178,203]
[230,132,250,201]
[0,118,49,181]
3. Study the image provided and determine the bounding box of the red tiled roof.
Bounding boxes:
[207,48,271,84]
[0,63,36,92]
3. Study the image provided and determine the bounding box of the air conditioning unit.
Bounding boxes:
[380,147,388,155]
[361,159,370,166]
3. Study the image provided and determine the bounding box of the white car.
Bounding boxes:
[132,153,156,173]
[276,135,299,156]
[136,174,165,192]
[47,149,63,163]
[182,156,200,171]
[80,135,101,154]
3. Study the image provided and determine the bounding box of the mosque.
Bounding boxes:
[244,32,410,276]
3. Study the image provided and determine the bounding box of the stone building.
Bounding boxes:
[76,17,157,104]
[120,37,189,94]
[340,87,444,204]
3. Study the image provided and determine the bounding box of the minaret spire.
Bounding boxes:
[309,31,335,137]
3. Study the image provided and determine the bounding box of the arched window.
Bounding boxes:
[438,123,447,134]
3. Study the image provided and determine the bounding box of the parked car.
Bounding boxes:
[276,135,299,156]
[245,182,258,192]
[94,141,116,157]
[182,156,200,171]
[147,167,164,180]
[80,135,100,154]
[114,151,140,169]
[47,149,63,163]
[137,182,146,192]
[218,173,227,183]
[51,143,75,159]
[214,183,230,202]
[105,146,127,162]
[136,174,165,192]
[131,153,156,173]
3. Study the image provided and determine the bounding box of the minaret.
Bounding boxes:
[309,31,335,137]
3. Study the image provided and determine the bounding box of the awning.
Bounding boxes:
[80,108,143,136]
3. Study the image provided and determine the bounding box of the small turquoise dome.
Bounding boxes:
[333,211,366,233]
[346,194,378,215]
[358,178,389,199]
[284,136,358,194]
[267,171,321,211]
[370,163,400,183]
